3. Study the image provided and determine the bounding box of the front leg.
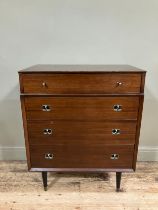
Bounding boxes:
[42,172,48,191]
[116,172,122,192]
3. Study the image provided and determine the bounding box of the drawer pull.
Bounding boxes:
[110,154,119,160]
[42,82,47,87]
[116,81,123,86]
[113,104,122,112]
[42,105,51,111]
[43,129,52,135]
[112,129,120,135]
[45,153,53,159]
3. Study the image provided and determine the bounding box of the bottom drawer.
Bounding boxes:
[30,145,134,169]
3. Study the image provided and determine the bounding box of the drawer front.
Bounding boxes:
[30,145,134,168]
[28,121,137,145]
[25,96,139,120]
[21,73,141,94]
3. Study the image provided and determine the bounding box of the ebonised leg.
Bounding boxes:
[42,172,48,191]
[116,172,122,192]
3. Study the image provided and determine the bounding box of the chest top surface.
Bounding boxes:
[19,64,146,73]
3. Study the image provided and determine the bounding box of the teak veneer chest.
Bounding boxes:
[19,65,146,191]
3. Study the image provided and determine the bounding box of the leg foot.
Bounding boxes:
[44,186,47,191]
[116,172,122,192]
[42,172,47,191]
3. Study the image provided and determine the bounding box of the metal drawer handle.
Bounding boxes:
[42,105,51,111]
[42,82,47,87]
[112,129,120,135]
[113,104,122,112]
[43,129,52,135]
[116,81,123,86]
[110,154,119,160]
[45,153,53,159]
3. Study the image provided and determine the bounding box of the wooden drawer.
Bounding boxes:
[28,121,137,145]
[30,145,134,168]
[20,73,141,94]
[25,96,139,120]
[25,96,139,121]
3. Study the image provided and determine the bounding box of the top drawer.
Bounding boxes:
[20,73,142,94]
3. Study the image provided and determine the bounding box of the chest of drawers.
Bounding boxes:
[19,65,146,191]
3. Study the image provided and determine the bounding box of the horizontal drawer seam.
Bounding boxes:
[20,93,144,96]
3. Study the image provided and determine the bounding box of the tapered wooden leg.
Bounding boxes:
[116,172,122,192]
[42,172,47,191]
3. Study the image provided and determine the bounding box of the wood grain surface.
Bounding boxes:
[27,121,137,145]
[25,96,139,121]
[18,64,146,72]
[20,73,142,94]
[30,145,134,169]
